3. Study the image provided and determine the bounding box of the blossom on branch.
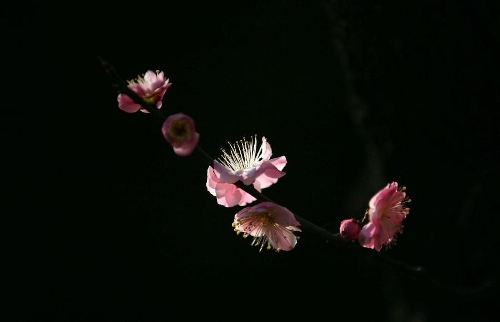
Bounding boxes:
[339,218,361,241]
[358,182,411,251]
[206,135,287,207]
[117,70,172,113]
[232,202,301,252]
[161,113,199,156]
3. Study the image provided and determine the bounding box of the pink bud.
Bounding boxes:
[339,218,361,241]
[161,113,199,156]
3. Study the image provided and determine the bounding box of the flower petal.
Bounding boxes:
[207,167,256,207]
[117,94,141,113]
[267,227,298,251]
[253,166,286,190]
[358,222,381,251]
[213,161,239,184]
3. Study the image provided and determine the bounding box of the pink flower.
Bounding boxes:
[339,218,361,241]
[206,135,287,207]
[358,182,411,251]
[233,202,301,252]
[161,113,199,156]
[117,70,172,113]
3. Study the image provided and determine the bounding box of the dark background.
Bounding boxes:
[4,1,499,321]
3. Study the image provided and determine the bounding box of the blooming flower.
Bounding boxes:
[232,202,301,252]
[117,70,172,113]
[339,218,361,241]
[161,113,199,156]
[206,135,287,207]
[358,182,411,251]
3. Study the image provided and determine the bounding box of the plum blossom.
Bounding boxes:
[117,70,172,113]
[206,135,287,207]
[339,218,361,241]
[358,182,411,251]
[161,113,199,156]
[232,202,301,252]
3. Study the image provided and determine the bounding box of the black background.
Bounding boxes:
[4,1,500,321]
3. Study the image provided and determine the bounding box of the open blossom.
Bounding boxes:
[117,70,172,113]
[206,135,287,207]
[233,202,301,252]
[358,182,411,251]
[161,113,199,156]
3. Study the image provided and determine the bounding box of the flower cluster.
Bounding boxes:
[339,182,411,251]
[115,69,300,252]
[117,70,199,157]
[111,65,413,254]
[207,135,299,251]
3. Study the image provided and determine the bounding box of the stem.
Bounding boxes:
[194,145,215,167]
[232,180,350,247]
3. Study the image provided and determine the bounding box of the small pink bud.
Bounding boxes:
[339,218,361,241]
[161,113,199,156]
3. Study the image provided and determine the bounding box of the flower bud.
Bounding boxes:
[339,218,361,241]
[161,113,199,156]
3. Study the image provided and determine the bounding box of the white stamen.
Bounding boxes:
[218,135,267,171]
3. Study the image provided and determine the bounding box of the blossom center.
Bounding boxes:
[233,211,280,252]
[237,211,274,229]
[142,94,157,104]
[217,135,266,171]
[168,119,192,141]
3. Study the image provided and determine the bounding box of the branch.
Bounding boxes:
[98,55,433,285]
